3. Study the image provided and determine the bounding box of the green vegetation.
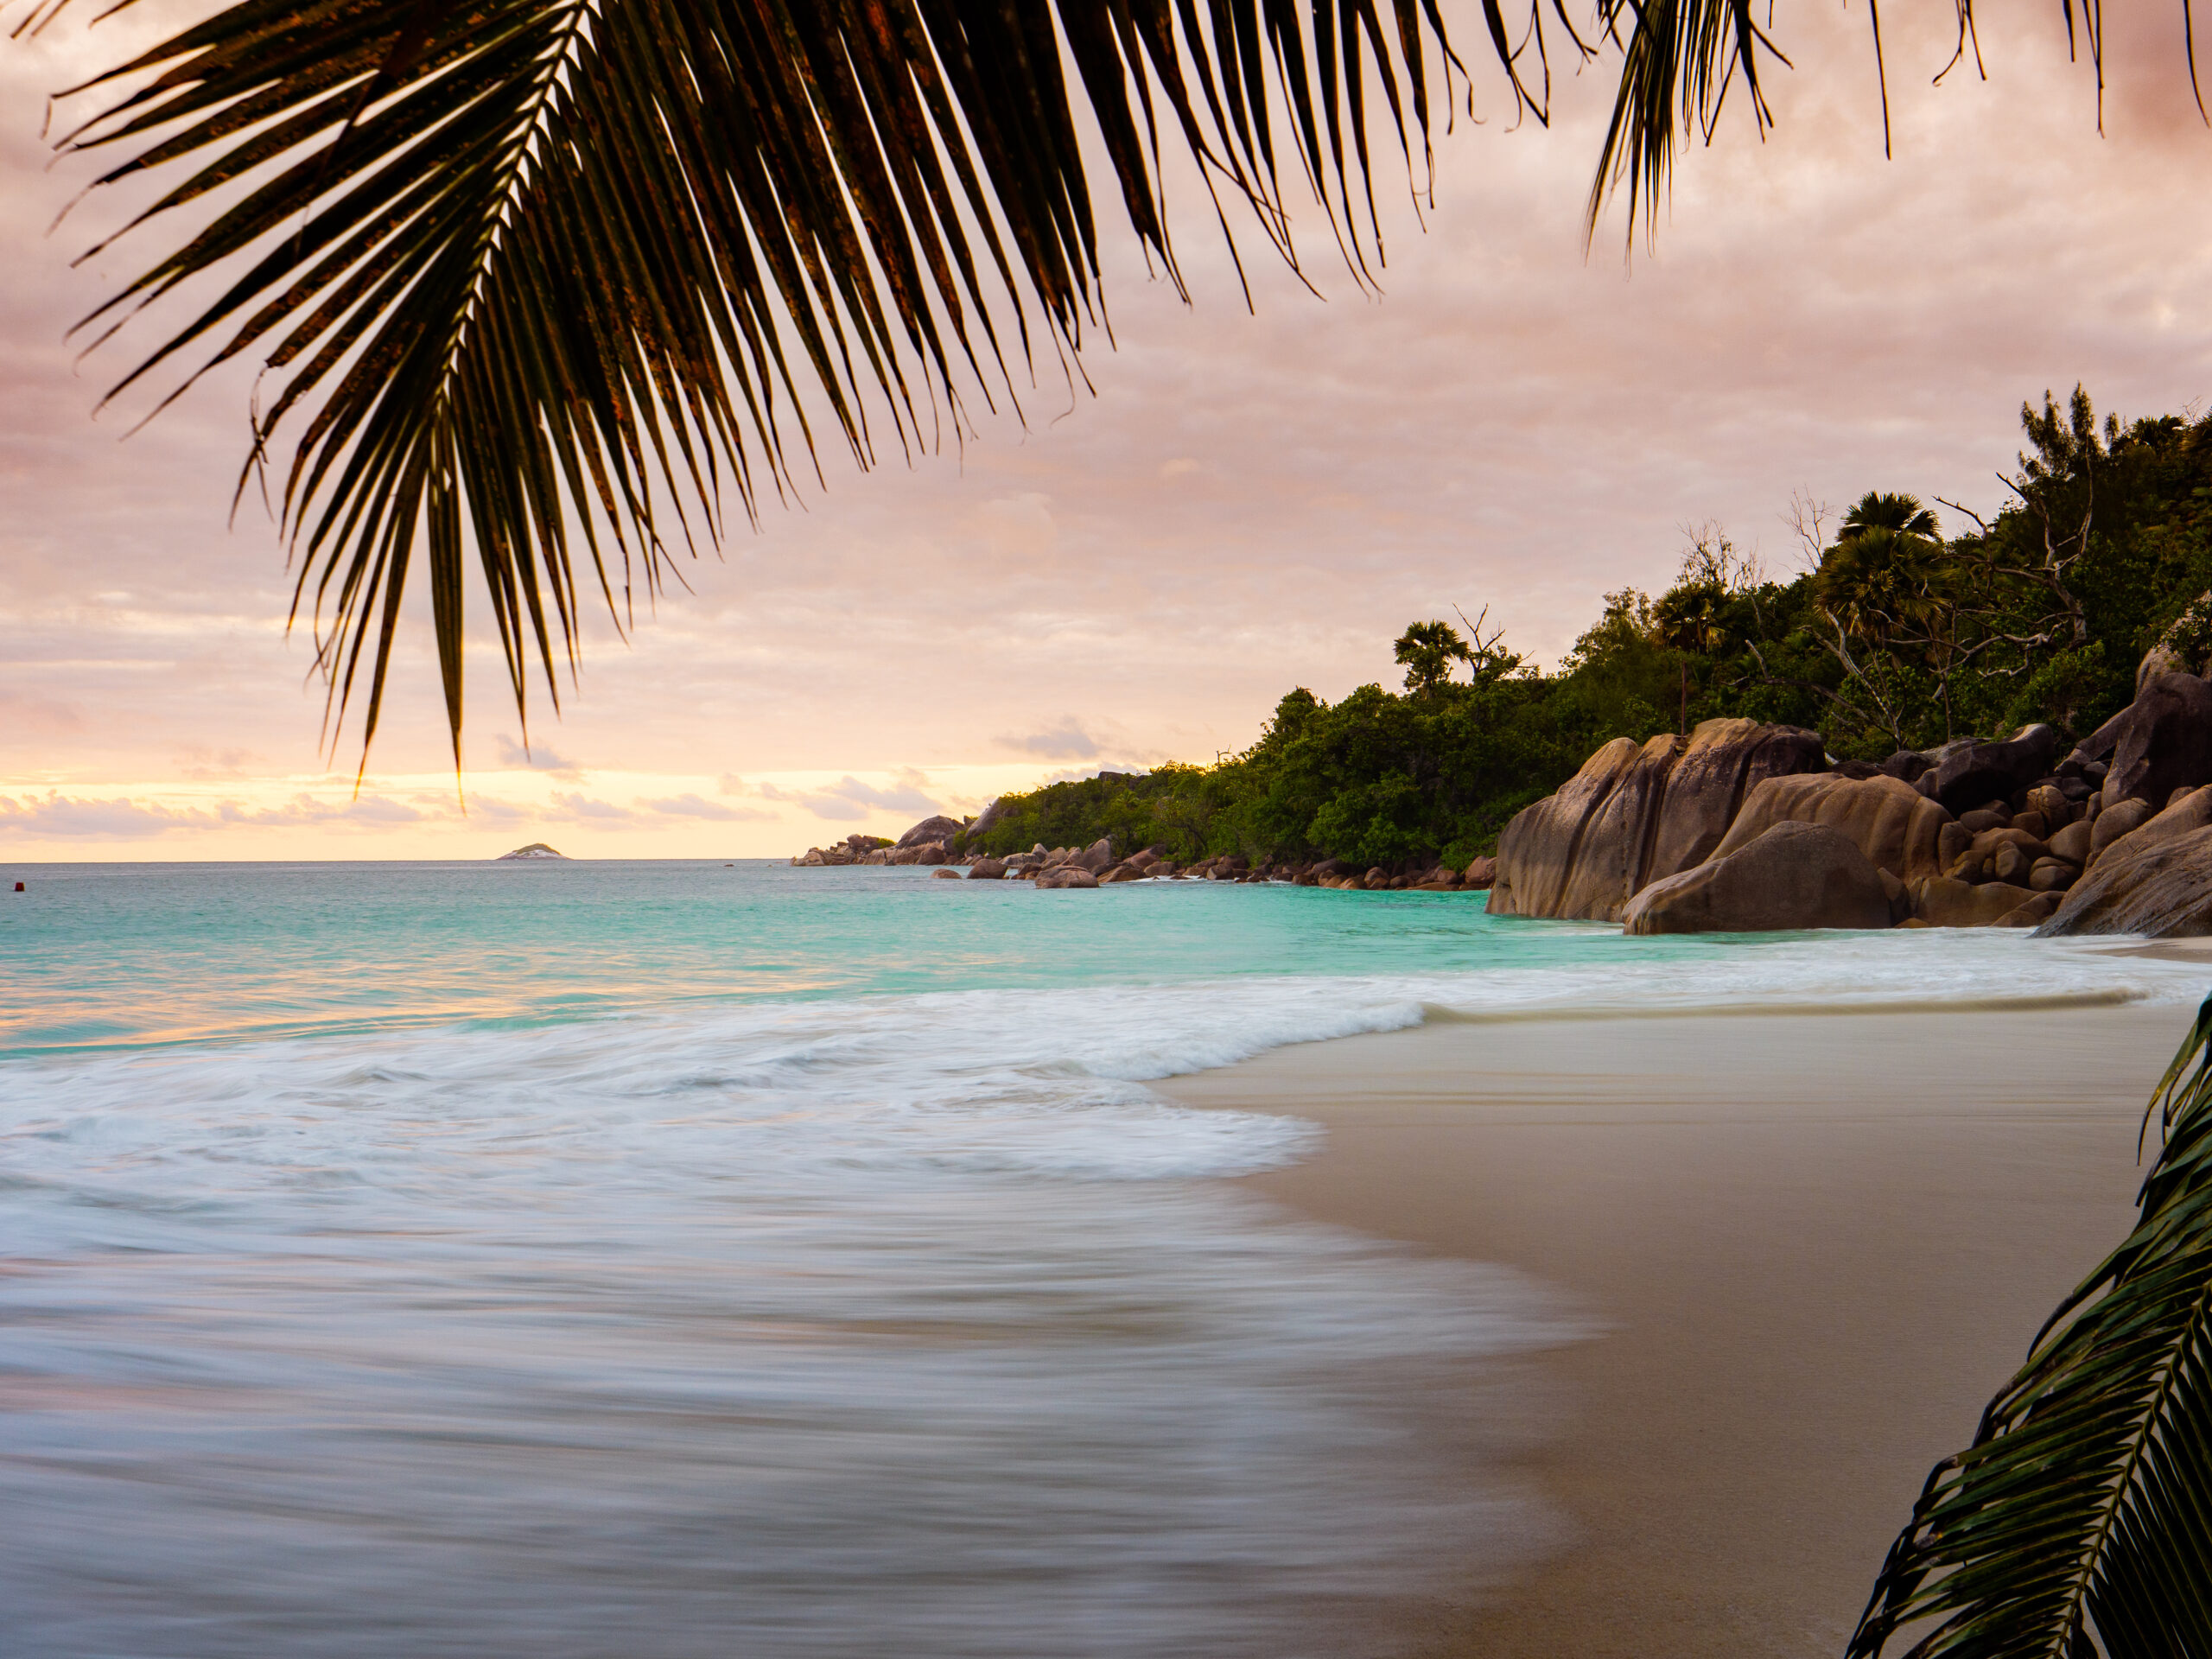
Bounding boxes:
[975,391,2212,872]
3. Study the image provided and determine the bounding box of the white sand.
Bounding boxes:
[1160,997,2198,1655]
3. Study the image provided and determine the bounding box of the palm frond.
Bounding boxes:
[1848,993,2212,1657]
[34,0,1493,764]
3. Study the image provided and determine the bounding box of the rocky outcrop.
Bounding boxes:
[2088,798,2158,865]
[494,842,566,861]
[1035,866,1100,890]
[2037,821,2212,936]
[1910,875,2040,928]
[1646,719,1831,879]
[2070,673,2212,810]
[967,858,1007,880]
[1624,823,1892,935]
[895,815,965,850]
[1487,719,1826,922]
[792,833,893,866]
[1917,726,2059,815]
[1707,772,1952,886]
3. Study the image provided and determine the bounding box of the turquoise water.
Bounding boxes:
[3,858,1637,1053]
[2,859,2204,1657]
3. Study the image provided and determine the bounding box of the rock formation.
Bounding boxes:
[895,816,965,850]
[1623,822,1892,935]
[779,673,2212,933]
[2069,673,2212,810]
[2040,788,2212,935]
[1707,772,1950,886]
[1486,718,1826,922]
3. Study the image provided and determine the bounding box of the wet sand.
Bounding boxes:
[1158,997,2199,1656]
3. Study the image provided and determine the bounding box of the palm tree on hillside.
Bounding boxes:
[1817,492,1946,646]
[1395,620,1475,701]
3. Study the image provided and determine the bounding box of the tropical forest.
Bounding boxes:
[973,388,2212,870]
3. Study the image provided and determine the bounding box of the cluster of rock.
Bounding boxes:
[931,839,1499,891]
[783,673,2212,934]
[792,817,962,866]
[794,819,1503,893]
[1489,676,2212,936]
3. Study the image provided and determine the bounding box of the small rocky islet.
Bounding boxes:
[794,671,2212,936]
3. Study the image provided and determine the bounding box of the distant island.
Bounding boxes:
[495,842,567,861]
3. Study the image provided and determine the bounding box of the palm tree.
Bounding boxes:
[1816,493,1946,646]
[1395,619,1474,700]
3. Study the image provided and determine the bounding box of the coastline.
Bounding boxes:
[1158,995,2197,1655]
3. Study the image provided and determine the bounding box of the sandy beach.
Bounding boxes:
[1159,991,2203,1656]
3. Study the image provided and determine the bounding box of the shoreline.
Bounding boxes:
[1158,996,2196,1655]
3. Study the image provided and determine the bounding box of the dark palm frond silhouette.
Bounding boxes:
[1848,994,2212,1656]
[16,0,2194,765]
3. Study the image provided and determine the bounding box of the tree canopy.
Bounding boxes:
[972,390,2212,871]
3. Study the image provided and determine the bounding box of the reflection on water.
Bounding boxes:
[0,999,1577,1657]
[6,861,2193,1654]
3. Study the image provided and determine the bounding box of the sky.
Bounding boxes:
[5,0,2212,860]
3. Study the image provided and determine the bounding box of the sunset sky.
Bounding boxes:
[5,0,2212,861]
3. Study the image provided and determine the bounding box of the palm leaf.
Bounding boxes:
[1848,993,2212,1656]
[30,0,1503,764]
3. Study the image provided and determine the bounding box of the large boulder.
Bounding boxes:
[1706,772,1953,885]
[2088,797,2158,866]
[967,858,1007,880]
[1926,725,2060,815]
[2070,674,2212,809]
[1912,876,2040,927]
[1035,866,1100,890]
[1487,720,1825,922]
[1548,734,1684,919]
[895,815,964,849]
[1644,719,1830,880]
[1073,837,1117,874]
[2076,787,2212,879]
[1623,822,1892,935]
[1488,737,1648,918]
[2038,821,2212,937]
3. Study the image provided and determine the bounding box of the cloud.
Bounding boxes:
[642,791,777,822]
[0,790,435,838]
[999,718,1101,760]
[493,734,584,780]
[547,791,636,822]
[0,793,198,838]
[717,772,749,795]
[464,795,536,825]
[176,746,262,780]
[755,771,939,822]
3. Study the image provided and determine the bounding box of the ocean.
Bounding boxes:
[2,859,2202,1656]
